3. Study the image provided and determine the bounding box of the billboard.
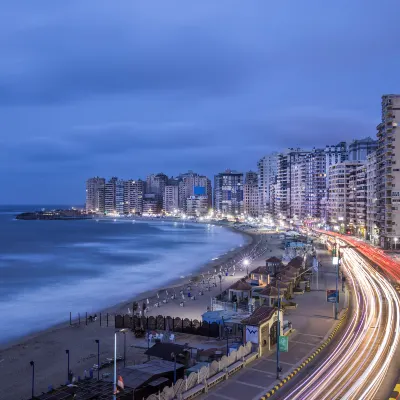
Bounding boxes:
[194,186,206,195]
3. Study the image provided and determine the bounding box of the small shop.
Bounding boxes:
[241,305,283,356]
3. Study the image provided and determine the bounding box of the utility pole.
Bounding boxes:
[276,275,282,379]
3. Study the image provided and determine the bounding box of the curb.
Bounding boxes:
[389,383,400,400]
[260,309,348,400]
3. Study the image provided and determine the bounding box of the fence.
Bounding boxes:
[115,314,221,338]
[144,342,254,400]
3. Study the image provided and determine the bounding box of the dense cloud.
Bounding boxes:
[1,0,400,203]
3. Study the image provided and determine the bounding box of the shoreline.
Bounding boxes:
[0,223,255,351]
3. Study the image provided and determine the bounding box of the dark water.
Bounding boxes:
[0,205,245,343]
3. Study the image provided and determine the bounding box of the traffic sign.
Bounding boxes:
[327,289,339,303]
[278,336,288,352]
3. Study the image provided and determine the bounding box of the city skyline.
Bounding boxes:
[1,1,400,203]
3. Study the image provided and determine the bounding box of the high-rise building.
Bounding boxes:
[105,177,118,214]
[324,142,348,195]
[115,179,125,214]
[376,95,400,249]
[244,171,259,217]
[257,154,278,216]
[290,159,307,222]
[214,170,244,216]
[164,185,179,213]
[177,171,212,212]
[366,152,378,244]
[327,161,365,233]
[304,149,326,219]
[86,177,105,213]
[186,196,209,217]
[348,137,378,161]
[123,179,145,214]
[275,149,310,222]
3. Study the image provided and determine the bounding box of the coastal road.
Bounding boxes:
[276,238,400,400]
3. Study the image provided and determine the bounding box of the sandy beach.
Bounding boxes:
[0,228,281,400]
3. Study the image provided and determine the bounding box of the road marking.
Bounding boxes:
[236,381,269,390]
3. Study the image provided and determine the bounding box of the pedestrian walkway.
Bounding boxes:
[200,243,347,400]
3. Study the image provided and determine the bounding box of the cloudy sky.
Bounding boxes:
[1,0,400,204]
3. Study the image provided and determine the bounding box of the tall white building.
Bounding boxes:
[244,171,259,217]
[115,179,124,214]
[186,196,209,217]
[327,161,365,233]
[123,179,145,214]
[214,170,244,216]
[376,95,400,249]
[275,149,310,222]
[177,171,212,212]
[290,159,307,222]
[366,152,378,244]
[257,154,277,216]
[86,177,105,213]
[164,185,179,213]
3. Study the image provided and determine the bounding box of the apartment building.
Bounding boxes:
[376,95,400,249]
[348,137,378,161]
[366,152,378,244]
[275,148,310,221]
[123,179,145,214]
[244,171,259,217]
[214,170,244,216]
[186,195,209,217]
[257,153,278,216]
[86,177,105,213]
[164,185,179,213]
[327,161,365,233]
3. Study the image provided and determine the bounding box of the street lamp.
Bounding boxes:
[218,273,222,295]
[30,361,35,399]
[276,275,282,380]
[114,329,128,399]
[243,259,250,276]
[65,349,70,383]
[171,352,177,384]
[394,237,398,251]
[95,340,100,380]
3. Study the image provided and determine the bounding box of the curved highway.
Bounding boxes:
[280,238,400,400]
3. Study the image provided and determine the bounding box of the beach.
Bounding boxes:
[0,220,282,400]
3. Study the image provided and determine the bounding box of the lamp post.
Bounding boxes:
[276,275,282,380]
[114,329,128,399]
[30,361,35,399]
[335,242,339,320]
[243,259,250,276]
[171,353,177,384]
[224,326,230,356]
[123,331,127,368]
[65,349,70,383]
[95,340,100,380]
[394,237,398,251]
[218,273,222,295]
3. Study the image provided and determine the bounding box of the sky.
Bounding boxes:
[1,0,400,204]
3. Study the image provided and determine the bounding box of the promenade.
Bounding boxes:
[200,242,347,400]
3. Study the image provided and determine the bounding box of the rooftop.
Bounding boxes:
[266,256,281,263]
[241,305,276,326]
[230,280,252,291]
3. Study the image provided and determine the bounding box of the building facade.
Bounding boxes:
[105,177,118,214]
[257,154,278,216]
[327,161,365,233]
[123,179,145,214]
[186,195,209,217]
[214,170,244,216]
[86,177,105,213]
[376,95,400,249]
[348,137,378,161]
[366,152,378,244]
[244,171,259,217]
[163,185,179,213]
[275,149,310,222]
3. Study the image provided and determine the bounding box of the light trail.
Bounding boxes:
[281,238,400,400]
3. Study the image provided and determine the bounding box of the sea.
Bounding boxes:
[0,205,246,344]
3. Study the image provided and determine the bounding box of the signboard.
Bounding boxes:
[332,256,339,265]
[278,336,288,352]
[245,326,259,344]
[327,289,339,303]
